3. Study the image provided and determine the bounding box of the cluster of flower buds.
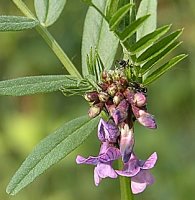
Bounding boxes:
[77,66,158,194]
[84,68,156,130]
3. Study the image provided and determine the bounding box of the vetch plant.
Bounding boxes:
[0,0,187,199]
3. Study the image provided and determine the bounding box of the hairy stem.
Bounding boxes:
[11,0,82,79]
[118,159,134,200]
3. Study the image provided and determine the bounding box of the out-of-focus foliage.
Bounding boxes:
[0,0,194,200]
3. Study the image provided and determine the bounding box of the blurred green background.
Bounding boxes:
[0,0,194,200]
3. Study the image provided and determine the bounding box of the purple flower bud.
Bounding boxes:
[112,100,129,124]
[119,123,135,163]
[84,91,99,103]
[98,92,109,103]
[124,88,135,104]
[98,119,120,143]
[88,103,103,118]
[137,110,157,129]
[134,92,147,107]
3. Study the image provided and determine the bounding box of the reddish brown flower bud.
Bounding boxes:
[88,103,103,118]
[107,83,117,96]
[98,92,109,102]
[84,92,99,103]
[113,92,124,106]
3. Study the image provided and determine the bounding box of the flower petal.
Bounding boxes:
[98,119,119,143]
[116,154,140,177]
[98,119,106,142]
[96,163,118,179]
[94,167,102,186]
[131,170,155,194]
[131,180,147,194]
[119,124,135,163]
[137,110,157,129]
[76,155,98,165]
[142,152,158,169]
[99,147,121,162]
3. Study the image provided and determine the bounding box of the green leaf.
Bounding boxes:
[136,0,157,41]
[136,29,183,64]
[6,115,99,195]
[106,0,119,20]
[118,15,150,42]
[0,16,38,31]
[34,0,66,27]
[0,75,85,96]
[86,48,104,82]
[140,41,182,75]
[60,78,94,96]
[143,54,187,85]
[109,3,133,31]
[129,25,171,54]
[82,0,119,77]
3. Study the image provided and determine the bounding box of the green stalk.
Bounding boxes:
[11,0,82,79]
[118,159,134,200]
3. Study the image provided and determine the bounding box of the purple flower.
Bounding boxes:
[111,99,129,125]
[119,123,135,163]
[98,119,120,143]
[116,152,157,194]
[131,106,157,129]
[76,142,121,186]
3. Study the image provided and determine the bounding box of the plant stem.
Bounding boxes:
[118,159,134,200]
[11,0,82,79]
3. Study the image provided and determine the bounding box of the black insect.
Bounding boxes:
[129,81,147,94]
[118,59,129,68]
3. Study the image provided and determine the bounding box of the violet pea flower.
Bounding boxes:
[116,152,157,194]
[76,142,121,186]
[98,118,120,143]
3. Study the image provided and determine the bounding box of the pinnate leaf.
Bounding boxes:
[106,0,119,20]
[118,15,150,42]
[136,29,183,64]
[0,75,86,96]
[6,115,99,195]
[140,41,182,75]
[109,3,133,31]
[129,25,171,54]
[0,16,38,31]
[143,54,187,85]
[34,0,66,27]
[82,0,118,77]
[136,0,157,41]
